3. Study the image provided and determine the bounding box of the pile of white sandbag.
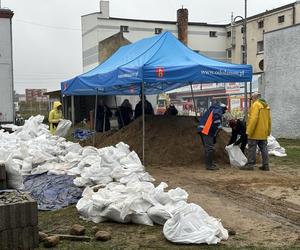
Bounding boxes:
[267,135,287,157]
[77,182,228,244]
[0,115,228,245]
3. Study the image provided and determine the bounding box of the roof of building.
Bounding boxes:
[82,12,226,27]
[82,1,298,27]
[233,1,296,25]
[0,8,14,19]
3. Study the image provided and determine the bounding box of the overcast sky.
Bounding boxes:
[1,0,294,93]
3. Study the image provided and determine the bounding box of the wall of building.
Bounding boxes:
[0,9,14,123]
[82,2,227,72]
[227,2,299,73]
[264,24,300,139]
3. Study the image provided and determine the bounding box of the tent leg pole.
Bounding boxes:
[244,81,248,118]
[142,82,145,165]
[190,84,198,119]
[115,96,124,128]
[71,95,75,128]
[93,90,98,146]
[103,111,106,133]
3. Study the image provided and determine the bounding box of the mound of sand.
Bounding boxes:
[83,116,230,166]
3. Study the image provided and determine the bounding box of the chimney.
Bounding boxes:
[177,7,188,45]
[100,1,109,19]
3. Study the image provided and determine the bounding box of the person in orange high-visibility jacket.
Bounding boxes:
[197,102,227,170]
[241,93,271,171]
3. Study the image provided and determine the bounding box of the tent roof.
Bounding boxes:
[61,32,252,96]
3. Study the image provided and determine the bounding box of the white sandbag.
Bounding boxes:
[100,203,131,223]
[65,142,83,154]
[151,182,172,205]
[267,135,287,157]
[55,119,72,137]
[168,188,188,202]
[21,157,33,174]
[73,177,92,187]
[115,142,131,155]
[147,205,172,225]
[64,152,83,163]
[163,203,228,245]
[147,200,188,225]
[120,196,152,221]
[1,155,24,189]
[225,144,248,167]
[131,213,154,226]
[82,146,99,156]
[120,151,144,172]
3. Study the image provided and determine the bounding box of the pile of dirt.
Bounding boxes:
[82,116,230,166]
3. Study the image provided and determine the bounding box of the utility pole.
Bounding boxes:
[243,0,248,117]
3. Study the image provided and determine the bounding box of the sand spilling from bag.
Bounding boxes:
[83,116,230,166]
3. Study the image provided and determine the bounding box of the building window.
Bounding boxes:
[209,31,217,37]
[227,49,232,59]
[259,59,264,71]
[241,27,244,33]
[227,31,231,37]
[155,28,163,34]
[278,15,285,23]
[120,25,129,32]
[258,20,264,28]
[257,41,264,53]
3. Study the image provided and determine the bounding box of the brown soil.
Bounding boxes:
[149,164,300,248]
[82,116,229,166]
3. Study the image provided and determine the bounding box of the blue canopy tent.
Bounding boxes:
[61,31,252,163]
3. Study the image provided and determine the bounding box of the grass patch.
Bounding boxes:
[270,139,300,168]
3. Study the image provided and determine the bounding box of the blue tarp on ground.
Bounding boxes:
[23,173,82,211]
[61,32,252,96]
[72,128,95,140]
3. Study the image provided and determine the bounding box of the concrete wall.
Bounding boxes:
[0,10,14,123]
[98,32,130,63]
[264,24,300,139]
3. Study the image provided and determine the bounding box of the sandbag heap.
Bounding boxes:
[0,115,229,245]
[77,181,228,244]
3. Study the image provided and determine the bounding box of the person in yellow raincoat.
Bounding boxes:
[48,101,63,134]
[240,93,271,171]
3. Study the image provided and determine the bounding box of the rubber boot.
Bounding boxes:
[259,164,270,171]
[240,163,255,171]
[206,152,219,171]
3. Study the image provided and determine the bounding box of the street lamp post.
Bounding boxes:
[233,0,248,118]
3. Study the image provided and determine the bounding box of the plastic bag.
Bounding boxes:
[163,203,228,245]
[225,144,247,167]
[55,119,72,137]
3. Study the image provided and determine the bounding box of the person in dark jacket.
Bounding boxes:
[116,99,133,129]
[228,119,248,153]
[197,102,227,170]
[134,94,154,119]
[164,103,178,116]
[96,100,112,132]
